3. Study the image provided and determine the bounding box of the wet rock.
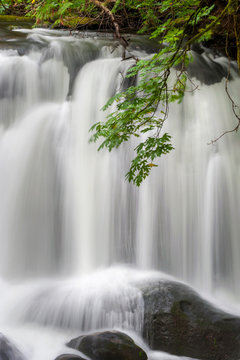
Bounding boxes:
[55,354,86,360]
[67,330,147,360]
[0,333,25,360]
[141,280,240,360]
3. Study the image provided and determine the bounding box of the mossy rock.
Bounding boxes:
[0,15,34,22]
[55,354,86,360]
[141,280,240,360]
[67,330,147,360]
[54,16,97,29]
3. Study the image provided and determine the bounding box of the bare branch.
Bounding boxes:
[0,0,7,11]
[89,0,128,50]
[208,12,240,146]
[208,70,240,145]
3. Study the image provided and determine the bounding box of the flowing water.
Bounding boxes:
[0,25,239,360]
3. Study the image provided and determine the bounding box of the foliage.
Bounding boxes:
[91,1,216,185]
[90,0,240,185]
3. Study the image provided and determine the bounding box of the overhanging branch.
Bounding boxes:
[90,0,128,49]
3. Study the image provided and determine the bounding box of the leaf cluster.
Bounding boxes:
[90,0,227,185]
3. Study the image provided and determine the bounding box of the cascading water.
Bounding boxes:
[0,25,239,359]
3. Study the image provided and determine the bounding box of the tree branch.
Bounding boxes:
[208,73,240,145]
[0,0,7,11]
[90,0,128,49]
[185,0,232,51]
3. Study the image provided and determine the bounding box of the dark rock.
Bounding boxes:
[0,333,25,360]
[141,280,240,360]
[187,49,232,85]
[67,330,147,360]
[55,354,86,360]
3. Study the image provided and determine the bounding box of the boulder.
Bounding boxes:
[67,330,147,360]
[141,280,240,360]
[0,333,25,360]
[55,355,86,360]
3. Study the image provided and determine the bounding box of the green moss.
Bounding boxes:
[0,15,34,22]
[170,302,190,353]
[171,302,187,320]
[53,16,97,28]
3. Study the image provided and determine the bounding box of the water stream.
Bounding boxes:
[0,26,239,360]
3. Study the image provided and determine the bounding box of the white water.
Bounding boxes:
[0,27,239,359]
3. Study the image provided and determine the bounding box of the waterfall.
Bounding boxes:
[0,26,239,359]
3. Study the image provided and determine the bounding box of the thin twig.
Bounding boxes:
[208,16,240,145]
[208,73,240,145]
[0,0,7,11]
